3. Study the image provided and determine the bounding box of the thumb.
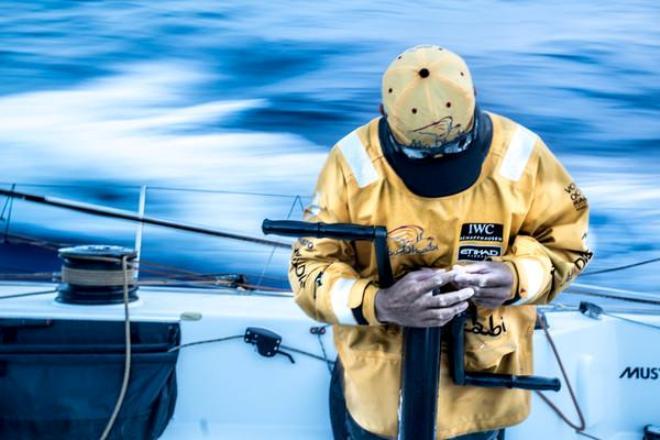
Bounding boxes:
[461,262,490,274]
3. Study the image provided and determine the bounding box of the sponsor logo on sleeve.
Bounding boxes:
[458,245,502,261]
[291,248,308,288]
[564,182,588,211]
[460,223,504,242]
[566,249,594,282]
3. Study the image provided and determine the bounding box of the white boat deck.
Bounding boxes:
[1,282,658,439]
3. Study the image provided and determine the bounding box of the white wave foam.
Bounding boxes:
[0,62,325,193]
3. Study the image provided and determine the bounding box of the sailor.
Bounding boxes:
[288,45,591,439]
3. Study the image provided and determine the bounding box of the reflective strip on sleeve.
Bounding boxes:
[337,130,378,188]
[512,258,546,305]
[499,125,538,181]
[329,277,359,325]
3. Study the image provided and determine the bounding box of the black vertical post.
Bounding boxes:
[398,326,442,440]
[375,225,441,439]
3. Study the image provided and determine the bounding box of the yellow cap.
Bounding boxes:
[382,45,476,148]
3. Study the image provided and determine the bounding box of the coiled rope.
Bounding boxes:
[62,265,137,287]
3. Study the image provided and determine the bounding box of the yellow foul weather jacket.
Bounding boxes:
[288,113,591,439]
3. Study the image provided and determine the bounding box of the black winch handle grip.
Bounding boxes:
[463,373,561,391]
[262,219,393,287]
[262,219,379,242]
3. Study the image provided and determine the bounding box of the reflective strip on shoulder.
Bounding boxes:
[337,130,378,188]
[329,277,358,325]
[512,258,546,305]
[499,125,538,181]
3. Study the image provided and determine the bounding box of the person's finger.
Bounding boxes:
[454,272,489,287]
[471,286,510,298]
[404,267,445,282]
[460,262,490,274]
[442,266,468,284]
[454,271,507,288]
[421,301,469,326]
[410,271,453,297]
[421,287,474,309]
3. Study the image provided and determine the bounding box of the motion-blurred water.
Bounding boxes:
[1,1,659,291]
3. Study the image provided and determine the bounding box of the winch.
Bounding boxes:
[57,245,138,305]
[262,219,560,440]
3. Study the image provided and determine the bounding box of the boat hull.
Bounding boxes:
[0,283,658,439]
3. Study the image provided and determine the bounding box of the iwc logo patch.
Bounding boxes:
[460,223,504,242]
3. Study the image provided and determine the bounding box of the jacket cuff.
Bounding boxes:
[361,283,381,326]
[498,255,551,305]
[502,261,520,305]
[347,278,381,326]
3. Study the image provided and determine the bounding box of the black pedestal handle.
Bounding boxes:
[262,219,561,440]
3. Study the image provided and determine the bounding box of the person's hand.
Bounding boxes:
[374,268,474,327]
[451,262,515,308]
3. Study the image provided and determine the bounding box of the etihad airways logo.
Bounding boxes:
[458,245,501,262]
[619,367,659,380]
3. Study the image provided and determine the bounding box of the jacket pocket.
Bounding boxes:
[336,324,403,357]
[463,307,532,372]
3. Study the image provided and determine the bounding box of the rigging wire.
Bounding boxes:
[0,275,292,296]
[564,289,660,307]
[148,185,304,199]
[4,229,660,303]
[6,226,660,301]
[575,431,602,440]
[0,273,293,296]
[311,325,334,375]
[280,344,335,366]
[0,188,292,250]
[139,260,287,283]
[535,312,602,440]
[166,333,333,368]
[0,181,306,200]
[0,184,14,222]
[8,227,660,305]
[601,311,660,331]
[167,335,244,353]
[4,183,660,289]
[580,256,660,277]
[7,185,660,292]
[0,232,291,291]
[2,183,16,243]
[256,194,302,289]
[0,289,58,300]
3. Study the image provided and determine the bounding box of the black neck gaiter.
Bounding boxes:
[379,111,493,198]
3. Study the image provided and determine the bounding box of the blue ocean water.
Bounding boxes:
[0,1,659,292]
